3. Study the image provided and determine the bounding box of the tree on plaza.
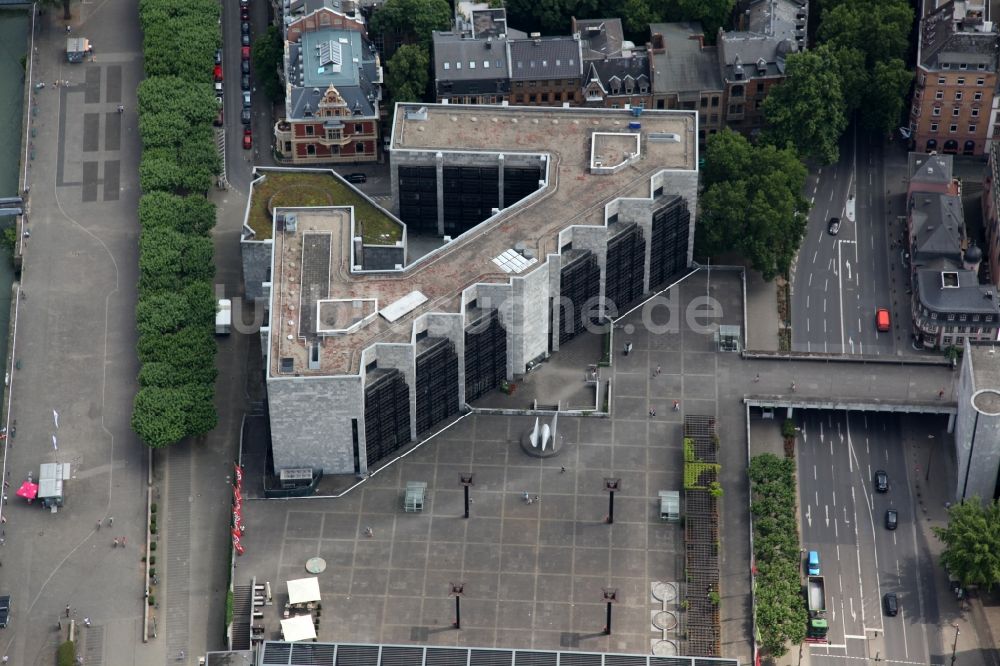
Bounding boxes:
[369,0,451,49]
[253,25,285,103]
[141,12,219,79]
[697,129,810,280]
[138,77,217,127]
[384,44,430,107]
[762,45,848,164]
[137,325,217,368]
[933,498,1000,590]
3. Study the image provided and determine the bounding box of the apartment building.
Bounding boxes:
[274,27,382,164]
[907,152,1000,348]
[508,36,584,106]
[911,0,998,156]
[576,18,653,110]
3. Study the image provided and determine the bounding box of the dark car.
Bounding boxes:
[874,470,889,493]
[885,509,898,530]
[241,107,251,125]
[828,217,841,235]
[241,21,250,34]
[241,33,251,46]
[213,106,224,127]
[241,74,251,91]
[241,60,250,75]
[239,0,248,6]
[345,172,367,184]
[215,48,223,65]
[883,592,898,617]
[240,6,249,19]
[0,595,10,628]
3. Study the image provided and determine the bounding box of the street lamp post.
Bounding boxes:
[451,582,465,629]
[951,623,960,666]
[604,478,621,524]
[602,587,618,635]
[460,473,474,519]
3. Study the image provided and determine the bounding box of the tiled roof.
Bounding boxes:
[508,36,582,81]
[433,31,509,82]
[910,192,964,263]
[915,266,999,314]
[649,22,722,95]
[576,18,625,60]
[587,54,650,94]
[718,31,791,79]
[919,0,997,71]
[286,28,381,120]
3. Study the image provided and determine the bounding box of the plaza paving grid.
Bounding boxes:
[235,271,747,656]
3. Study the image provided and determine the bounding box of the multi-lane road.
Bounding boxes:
[797,410,942,666]
[792,126,905,355]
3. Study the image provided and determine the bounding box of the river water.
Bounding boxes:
[0,9,28,360]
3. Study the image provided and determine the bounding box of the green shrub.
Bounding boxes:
[148,595,155,606]
[57,640,76,666]
[150,541,157,551]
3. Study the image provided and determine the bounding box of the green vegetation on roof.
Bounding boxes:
[247,171,403,245]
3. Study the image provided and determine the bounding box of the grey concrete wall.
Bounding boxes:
[268,373,363,474]
[955,350,1000,502]
[511,263,551,373]
[653,170,699,265]
[241,239,273,302]
[374,343,417,441]
[417,312,466,404]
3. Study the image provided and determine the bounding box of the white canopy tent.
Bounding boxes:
[286,577,321,605]
[280,614,317,642]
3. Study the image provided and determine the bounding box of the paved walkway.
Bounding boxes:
[0,4,151,664]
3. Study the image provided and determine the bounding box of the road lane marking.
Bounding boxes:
[807,294,811,308]
[838,240,846,350]
[833,490,837,506]
[813,250,819,264]
[809,273,814,286]
[807,319,811,333]
[900,605,910,659]
[814,465,818,480]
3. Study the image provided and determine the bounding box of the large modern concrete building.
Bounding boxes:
[955,342,1000,501]
[244,103,698,475]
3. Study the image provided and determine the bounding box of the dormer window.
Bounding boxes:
[443,62,450,70]
[484,60,490,68]
[469,61,475,69]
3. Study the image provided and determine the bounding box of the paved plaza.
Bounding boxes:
[236,270,752,658]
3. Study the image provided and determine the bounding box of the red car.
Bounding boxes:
[240,6,249,19]
[243,128,252,149]
[213,64,223,82]
[241,46,251,61]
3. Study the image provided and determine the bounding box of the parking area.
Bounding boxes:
[233,270,753,658]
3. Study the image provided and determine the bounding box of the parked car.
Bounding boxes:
[241,21,250,34]
[214,81,223,95]
[827,217,841,235]
[215,48,222,65]
[240,6,249,19]
[807,550,820,576]
[239,0,248,6]
[241,74,250,91]
[874,470,889,493]
[241,46,251,61]
[0,595,10,628]
[241,107,251,125]
[885,509,898,530]
[214,106,224,127]
[883,592,898,617]
[241,60,250,74]
[241,33,250,46]
[345,172,367,184]
[213,64,223,82]
[242,91,251,108]
[243,128,252,150]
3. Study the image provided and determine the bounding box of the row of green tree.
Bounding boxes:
[763,0,914,164]
[749,453,808,656]
[371,0,451,108]
[698,0,913,279]
[132,0,221,447]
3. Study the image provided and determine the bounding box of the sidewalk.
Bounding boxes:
[902,421,998,666]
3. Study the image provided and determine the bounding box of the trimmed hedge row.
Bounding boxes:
[749,453,808,656]
[131,0,221,447]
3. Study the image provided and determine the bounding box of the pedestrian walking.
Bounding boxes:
[65,605,70,618]
[83,617,91,627]
[672,400,680,411]
[938,388,945,399]
[112,538,119,547]
[120,536,126,547]
[559,466,566,474]
[65,25,71,33]
[790,382,797,392]
[754,373,760,383]
[363,526,373,538]
[107,516,113,526]
[655,365,661,376]
[96,520,101,530]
